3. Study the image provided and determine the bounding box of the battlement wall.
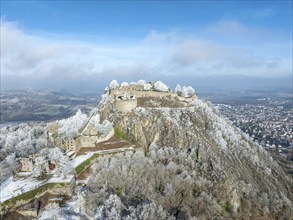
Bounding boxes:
[110,86,197,112]
[111,89,175,99]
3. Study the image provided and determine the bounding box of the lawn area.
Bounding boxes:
[75,153,99,176]
[114,127,130,140]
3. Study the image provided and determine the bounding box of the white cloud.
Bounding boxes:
[210,20,248,36]
[0,19,291,89]
[167,37,290,77]
[207,20,267,40]
[169,39,229,65]
[1,20,96,77]
[0,20,168,81]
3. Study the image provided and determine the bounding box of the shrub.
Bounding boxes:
[114,127,129,141]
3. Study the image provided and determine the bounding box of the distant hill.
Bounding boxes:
[0,89,98,123]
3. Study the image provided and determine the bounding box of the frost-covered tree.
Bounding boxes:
[137,79,146,85]
[181,86,195,97]
[0,123,49,183]
[84,148,223,219]
[6,153,19,172]
[0,123,48,160]
[144,83,152,91]
[154,81,169,92]
[121,82,129,87]
[94,120,113,136]
[104,86,109,93]
[89,114,113,136]
[58,109,88,138]
[36,136,48,149]
[38,147,72,177]
[175,84,182,93]
[95,194,123,219]
[0,153,19,183]
[89,114,100,127]
[50,147,71,176]
[32,156,49,178]
[109,80,119,89]
[0,154,20,184]
[39,203,63,220]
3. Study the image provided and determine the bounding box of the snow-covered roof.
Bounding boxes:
[66,151,75,157]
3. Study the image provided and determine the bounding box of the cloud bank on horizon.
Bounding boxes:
[1,1,292,90]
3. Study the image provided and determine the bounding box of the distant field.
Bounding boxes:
[200,88,292,108]
[0,89,100,123]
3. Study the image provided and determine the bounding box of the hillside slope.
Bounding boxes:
[34,81,292,219]
[86,89,293,219]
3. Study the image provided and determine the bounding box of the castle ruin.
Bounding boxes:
[109,84,197,112]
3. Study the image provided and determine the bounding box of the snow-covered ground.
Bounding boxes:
[69,152,95,168]
[69,145,134,168]
[0,176,44,203]
[0,146,137,204]
[0,152,95,204]
[0,174,76,203]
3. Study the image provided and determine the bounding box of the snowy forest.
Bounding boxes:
[37,143,292,219]
[0,123,48,183]
[0,109,91,184]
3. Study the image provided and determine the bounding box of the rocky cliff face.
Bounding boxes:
[87,92,293,219]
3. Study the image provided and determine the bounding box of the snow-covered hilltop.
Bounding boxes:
[108,79,196,98]
[1,79,292,219]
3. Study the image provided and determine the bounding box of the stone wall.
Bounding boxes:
[77,129,115,149]
[115,99,137,112]
[110,85,144,95]
[59,129,115,156]
[137,96,188,108]
[99,147,144,159]
[16,209,38,218]
[111,86,197,101]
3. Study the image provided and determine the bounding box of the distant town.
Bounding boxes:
[204,88,293,175]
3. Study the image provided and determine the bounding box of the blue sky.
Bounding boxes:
[2,1,292,39]
[1,1,292,90]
